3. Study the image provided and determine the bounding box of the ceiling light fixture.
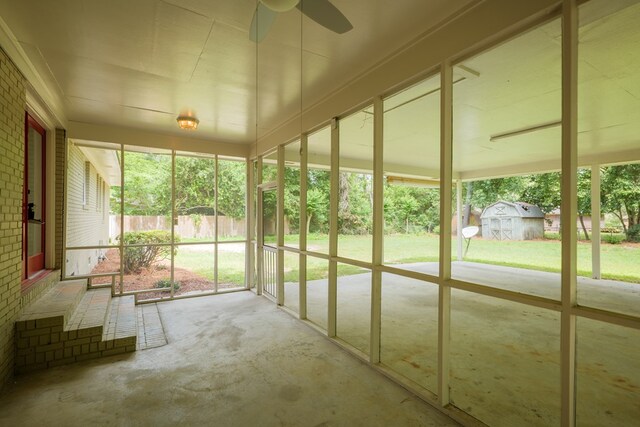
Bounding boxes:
[490,120,561,142]
[176,115,199,130]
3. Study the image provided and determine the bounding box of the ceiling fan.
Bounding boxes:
[250,0,353,43]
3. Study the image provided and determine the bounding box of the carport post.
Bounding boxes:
[456,180,463,261]
[591,164,601,279]
[438,60,453,407]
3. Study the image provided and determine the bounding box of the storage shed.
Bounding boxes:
[480,201,544,241]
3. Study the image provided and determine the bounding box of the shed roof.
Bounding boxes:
[481,201,545,219]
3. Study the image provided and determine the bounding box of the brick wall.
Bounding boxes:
[0,46,26,387]
[65,141,110,277]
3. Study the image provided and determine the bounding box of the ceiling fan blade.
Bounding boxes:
[250,2,278,43]
[297,0,353,34]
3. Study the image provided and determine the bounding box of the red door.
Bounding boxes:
[23,113,46,279]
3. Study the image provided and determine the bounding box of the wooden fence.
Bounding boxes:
[110,215,246,239]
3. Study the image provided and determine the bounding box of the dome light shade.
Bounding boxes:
[176,115,199,130]
[260,0,299,12]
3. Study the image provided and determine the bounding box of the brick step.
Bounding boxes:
[102,295,137,353]
[15,283,137,374]
[16,279,87,330]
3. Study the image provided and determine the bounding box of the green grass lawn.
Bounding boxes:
[174,234,640,285]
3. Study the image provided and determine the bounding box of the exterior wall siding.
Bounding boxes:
[65,142,110,277]
[0,46,26,387]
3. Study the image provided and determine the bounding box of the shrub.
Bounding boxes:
[154,279,180,291]
[602,234,625,244]
[626,224,640,243]
[121,230,179,273]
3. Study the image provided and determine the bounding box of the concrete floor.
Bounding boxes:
[0,292,459,427]
[283,261,640,427]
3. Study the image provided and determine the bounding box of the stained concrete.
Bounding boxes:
[283,262,640,427]
[0,292,459,427]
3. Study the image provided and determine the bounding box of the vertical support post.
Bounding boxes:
[246,159,254,289]
[61,135,68,281]
[456,179,463,261]
[214,155,219,293]
[328,117,339,337]
[300,135,308,319]
[591,164,601,279]
[438,61,453,406]
[561,1,578,425]
[256,157,264,296]
[277,145,285,305]
[119,144,125,296]
[170,150,176,299]
[371,96,384,364]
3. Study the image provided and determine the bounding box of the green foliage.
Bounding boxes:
[306,170,330,233]
[154,279,180,291]
[122,230,178,273]
[217,160,247,219]
[384,182,440,233]
[602,234,625,244]
[175,156,215,215]
[601,164,640,233]
[111,152,172,215]
[111,153,247,220]
[626,224,640,243]
[338,173,373,235]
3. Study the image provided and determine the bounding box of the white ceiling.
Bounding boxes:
[0,0,476,145]
[303,0,640,180]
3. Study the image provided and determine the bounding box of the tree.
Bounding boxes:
[306,169,331,233]
[576,168,592,240]
[174,156,215,215]
[217,160,247,219]
[601,164,640,235]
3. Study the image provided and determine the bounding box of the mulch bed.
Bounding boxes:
[91,249,238,299]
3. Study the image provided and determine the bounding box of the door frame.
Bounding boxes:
[23,112,47,280]
[257,182,277,300]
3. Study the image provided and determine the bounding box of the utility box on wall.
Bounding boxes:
[480,201,544,241]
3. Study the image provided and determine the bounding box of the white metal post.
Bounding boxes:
[456,179,463,261]
[371,96,384,363]
[214,156,219,293]
[277,146,285,305]
[438,62,453,406]
[561,0,578,425]
[246,159,254,289]
[300,135,308,319]
[119,144,125,295]
[328,117,339,337]
[170,151,176,298]
[591,164,601,279]
[256,157,264,296]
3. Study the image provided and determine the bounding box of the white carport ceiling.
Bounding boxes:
[0,0,476,144]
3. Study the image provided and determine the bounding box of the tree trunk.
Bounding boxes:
[616,208,627,233]
[339,173,349,212]
[462,182,473,228]
[306,213,313,235]
[578,214,590,240]
[406,217,409,234]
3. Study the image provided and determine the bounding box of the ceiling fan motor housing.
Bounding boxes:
[260,0,299,12]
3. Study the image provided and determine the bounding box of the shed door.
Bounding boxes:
[490,219,501,240]
[501,218,513,240]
